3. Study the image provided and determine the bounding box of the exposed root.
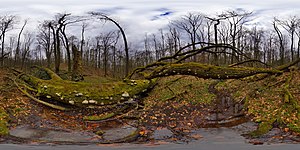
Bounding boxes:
[11,77,67,111]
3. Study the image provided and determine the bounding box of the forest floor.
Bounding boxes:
[1,68,300,145]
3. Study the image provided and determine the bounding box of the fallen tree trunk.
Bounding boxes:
[13,68,156,108]
[144,62,282,80]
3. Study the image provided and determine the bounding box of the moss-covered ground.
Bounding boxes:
[216,70,300,137]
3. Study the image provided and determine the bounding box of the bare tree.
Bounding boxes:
[112,32,120,77]
[15,19,28,65]
[21,31,34,69]
[206,10,252,64]
[97,31,118,76]
[168,26,181,54]
[58,13,84,72]
[37,21,53,68]
[273,18,285,65]
[48,15,65,73]
[0,15,16,66]
[276,16,299,61]
[152,33,159,60]
[249,26,264,62]
[58,13,72,72]
[80,22,88,52]
[205,17,221,64]
[71,44,83,81]
[171,12,204,61]
[46,13,85,73]
[223,10,252,63]
[90,12,130,76]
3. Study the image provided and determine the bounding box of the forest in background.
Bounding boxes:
[0,9,299,77]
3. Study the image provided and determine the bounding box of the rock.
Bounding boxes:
[126,98,135,103]
[75,93,83,97]
[102,125,137,141]
[89,100,96,104]
[10,125,101,142]
[122,91,130,97]
[82,100,89,104]
[69,100,75,105]
[151,128,173,140]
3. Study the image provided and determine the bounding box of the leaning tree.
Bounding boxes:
[90,12,130,77]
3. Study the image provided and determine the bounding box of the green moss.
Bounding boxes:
[82,75,117,84]
[95,130,105,136]
[248,121,273,137]
[146,62,282,79]
[218,71,300,135]
[0,108,9,136]
[144,76,215,104]
[287,123,300,132]
[26,76,156,107]
[84,113,115,121]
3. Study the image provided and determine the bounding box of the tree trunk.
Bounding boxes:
[72,45,83,81]
[145,62,282,80]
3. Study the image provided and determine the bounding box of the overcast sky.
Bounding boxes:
[1,0,300,45]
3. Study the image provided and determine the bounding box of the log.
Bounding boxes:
[145,62,282,80]
[13,68,156,108]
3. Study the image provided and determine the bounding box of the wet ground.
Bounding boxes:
[2,123,300,150]
[3,121,300,146]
